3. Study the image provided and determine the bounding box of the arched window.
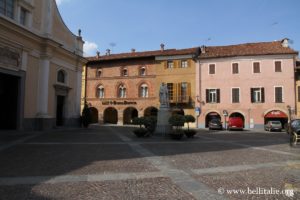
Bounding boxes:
[140,67,146,76]
[57,70,66,83]
[140,83,148,98]
[121,68,128,76]
[97,85,105,98]
[118,84,126,98]
[96,68,102,77]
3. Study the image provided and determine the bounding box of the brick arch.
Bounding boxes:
[95,83,105,97]
[115,82,128,98]
[136,80,153,97]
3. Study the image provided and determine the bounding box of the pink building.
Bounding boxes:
[196,39,298,129]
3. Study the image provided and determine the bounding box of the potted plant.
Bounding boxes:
[184,115,197,138]
[82,103,92,128]
[144,116,157,134]
[168,114,185,140]
[132,117,148,137]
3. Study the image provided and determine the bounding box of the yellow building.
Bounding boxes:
[155,46,200,127]
[0,0,86,130]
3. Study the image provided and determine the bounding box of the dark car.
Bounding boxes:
[208,119,223,130]
[288,119,300,145]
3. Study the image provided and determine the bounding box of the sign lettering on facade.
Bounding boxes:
[102,101,137,105]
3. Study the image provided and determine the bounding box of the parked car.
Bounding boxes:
[227,117,243,130]
[264,121,282,132]
[287,119,300,145]
[208,119,223,130]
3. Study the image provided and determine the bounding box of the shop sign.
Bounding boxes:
[102,101,137,105]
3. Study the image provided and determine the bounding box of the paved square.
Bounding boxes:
[0,126,299,199]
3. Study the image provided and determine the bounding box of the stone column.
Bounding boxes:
[36,56,51,130]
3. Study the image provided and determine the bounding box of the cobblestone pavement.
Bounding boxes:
[0,126,299,200]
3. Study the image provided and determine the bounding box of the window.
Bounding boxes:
[251,87,265,103]
[275,61,282,72]
[232,88,240,103]
[97,85,105,98]
[167,83,173,100]
[253,62,260,73]
[20,7,28,26]
[167,61,174,69]
[121,68,128,76]
[206,89,220,103]
[118,85,126,98]
[0,0,14,19]
[181,60,188,68]
[209,64,215,74]
[180,82,188,101]
[140,83,148,98]
[140,67,146,76]
[232,63,239,74]
[275,87,283,103]
[57,70,66,83]
[96,68,102,77]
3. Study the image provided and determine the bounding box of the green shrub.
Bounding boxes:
[169,114,185,130]
[144,116,157,133]
[132,117,146,129]
[82,103,92,128]
[184,115,195,131]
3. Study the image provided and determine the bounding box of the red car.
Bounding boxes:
[228,117,244,130]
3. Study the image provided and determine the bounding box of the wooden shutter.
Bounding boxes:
[206,89,209,103]
[173,83,177,102]
[163,61,167,69]
[275,61,281,72]
[217,89,220,103]
[177,83,182,102]
[298,86,300,102]
[187,82,191,102]
[261,87,265,103]
[251,88,254,103]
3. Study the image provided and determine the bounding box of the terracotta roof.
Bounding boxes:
[87,47,199,62]
[199,41,298,59]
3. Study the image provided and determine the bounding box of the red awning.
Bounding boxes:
[265,110,287,118]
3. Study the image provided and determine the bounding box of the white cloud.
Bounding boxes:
[56,0,70,6]
[84,41,98,57]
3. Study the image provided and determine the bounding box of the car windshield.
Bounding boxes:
[291,120,300,128]
[271,121,281,125]
[211,119,220,123]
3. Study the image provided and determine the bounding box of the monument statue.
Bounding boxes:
[159,82,169,107]
[156,82,171,135]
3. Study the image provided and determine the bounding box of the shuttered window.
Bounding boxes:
[251,87,264,103]
[206,89,220,103]
[167,83,174,100]
[253,62,260,73]
[232,88,240,103]
[275,61,282,72]
[209,64,215,74]
[167,61,174,69]
[232,63,239,74]
[275,87,283,103]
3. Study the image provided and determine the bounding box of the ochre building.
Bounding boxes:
[0,0,86,130]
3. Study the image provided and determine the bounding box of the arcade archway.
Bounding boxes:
[205,112,221,128]
[229,112,245,128]
[103,107,118,124]
[89,107,99,123]
[144,107,158,117]
[264,110,288,128]
[123,107,138,124]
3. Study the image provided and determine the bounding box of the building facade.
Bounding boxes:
[84,47,200,126]
[196,40,298,129]
[0,0,86,130]
[85,50,158,125]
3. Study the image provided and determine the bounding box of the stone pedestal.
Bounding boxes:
[155,107,172,135]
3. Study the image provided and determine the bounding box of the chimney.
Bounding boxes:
[281,38,289,48]
[106,49,111,55]
[96,51,100,58]
[160,43,165,51]
[131,48,136,53]
[200,45,206,53]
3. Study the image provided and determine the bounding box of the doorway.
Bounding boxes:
[56,95,65,126]
[0,72,19,130]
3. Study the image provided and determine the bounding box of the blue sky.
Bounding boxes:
[56,0,300,56]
